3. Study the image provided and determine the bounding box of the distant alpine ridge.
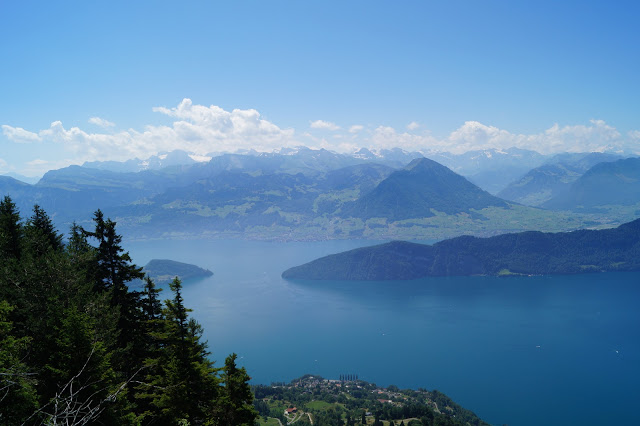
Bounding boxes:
[1,147,638,241]
[281,218,640,280]
[542,157,640,211]
[498,152,623,206]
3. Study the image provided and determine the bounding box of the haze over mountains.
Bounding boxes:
[341,157,508,221]
[0,146,638,241]
[498,152,624,206]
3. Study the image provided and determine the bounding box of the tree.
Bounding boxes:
[0,301,38,424]
[23,204,63,257]
[0,204,258,424]
[0,195,22,261]
[216,353,257,425]
[140,277,219,424]
[85,211,146,383]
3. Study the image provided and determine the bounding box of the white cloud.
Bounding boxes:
[26,159,48,166]
[2,125,42,142]
[536,120,622,154]
[310,120,340,131]
[4,99,297,164]
[88,117,115,128]
[369,125,438,152]
[406,121,420,131]
[4,98,639,176]
[431,119,630,155]
[346,119,636,155]
[444,121,520,153]
[151,98,295,153]
[22,158,77,177]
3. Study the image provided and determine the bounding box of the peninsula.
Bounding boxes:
[282,218,640,280]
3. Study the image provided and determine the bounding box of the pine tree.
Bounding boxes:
[0,301,38,424]
[85,211,146,380]
[0,195,22,261]
[141,278,219,424]
[216,353,258,425]
[0,204,255,424]
[23,204,63,257]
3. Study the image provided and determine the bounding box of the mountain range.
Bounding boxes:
[498,152,624,206]
[1,147,637,241]
[540,157,640,211]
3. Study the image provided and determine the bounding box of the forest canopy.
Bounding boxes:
[0,196,256,425]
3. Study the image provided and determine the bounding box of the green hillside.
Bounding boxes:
[253,375,488,426]
[282,218,640,280]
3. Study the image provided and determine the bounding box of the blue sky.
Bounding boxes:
[1,0,639,176]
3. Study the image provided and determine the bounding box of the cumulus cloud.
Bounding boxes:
[151,98,295,153]
[2,125,42,142]
[310,120,340,131]
[387,119,631,155]
[347,119,637,155]
[22,158,76,177]
[3,98,639,176]
[2,99,297,164]
[369,126,438,152]
[443,121,520,153]
[88,117,115,128]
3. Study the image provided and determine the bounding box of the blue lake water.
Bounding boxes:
[127,238,640,426]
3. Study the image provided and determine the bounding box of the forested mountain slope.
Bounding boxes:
[282,218,640,280]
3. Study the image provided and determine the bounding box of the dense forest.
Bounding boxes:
[0,196,256,425]
[282,218,640,280]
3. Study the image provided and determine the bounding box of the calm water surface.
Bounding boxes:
[127,238,640,426]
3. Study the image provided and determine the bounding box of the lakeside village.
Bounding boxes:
[252,374,489,426]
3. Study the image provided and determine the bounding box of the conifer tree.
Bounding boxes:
[0,195,22,261]
[0,301,38,424]
[134,277,167,423]
[216,353,258,425]
[0,203,260,424]
[85,211,146,380]
[23,204,63,257]
[141,277,219,424]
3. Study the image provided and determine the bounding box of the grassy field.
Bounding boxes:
[255,417,281,426]
[304,400,333,411]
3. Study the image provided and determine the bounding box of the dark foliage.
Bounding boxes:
[0,199,256,425]
[283,218,640,280]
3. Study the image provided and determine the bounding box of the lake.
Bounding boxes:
[127,238,640,426]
